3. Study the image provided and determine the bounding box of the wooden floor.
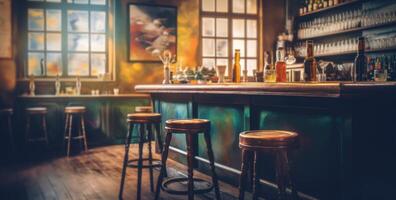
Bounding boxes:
[0,144,247,200]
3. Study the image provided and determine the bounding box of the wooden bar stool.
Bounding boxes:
[0,108,14,152]
[134,106,153,113]
[25,107,48,144]
[64,106,88,157]
[119,112,162,200]
[155,119,221,200]
[238,130,299,200]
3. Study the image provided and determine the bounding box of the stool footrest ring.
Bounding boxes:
[127,158,161,168]
[161,177,213,195]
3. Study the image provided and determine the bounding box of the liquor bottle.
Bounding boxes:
[367,57,375,81]
[308,0,313,12]
[264,51,276,82]
[55,74,61,95]
[232,49,241,83]
[76,76,81,95]
[353,37,367,81]
[313,0,318,10]
[304,40,317,82]
[391,55,396,81]
[275,46,287,82]
[29,75,35,96]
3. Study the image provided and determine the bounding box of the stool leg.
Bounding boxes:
[286,150,299,200]
[81,115,88,152]
[239,149,252,200]
[136,124,145,200]
[67,115,73,157]
[203,131,221,200]
[42,115,49,145]
[276,151,287,200]
[154,131,172,200]
[64,114,69,139]
[147,123,155,192]
[154,123,163,153]
[252,152,260,200]
[186,133,194,200]
[118,123,133,200]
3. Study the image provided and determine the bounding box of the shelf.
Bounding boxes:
[297,21,396,40]
[299,0,361,17]
[296,47,396,59]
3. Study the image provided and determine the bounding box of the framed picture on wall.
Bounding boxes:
[0,0,12,59]
[128,3,177,62]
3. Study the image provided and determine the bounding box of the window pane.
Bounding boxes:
[216,18,228,37]
[247,0,257,14]
[202,18,215,37]
[46,10,62,31]
[91,11,106,33]
[233,40,245,57]
[216,59,229,76]
[68,11,89,32]
[247,59,257,76]
[47,33,62,51]
[68,0,89,4]
[28,33,45,51]
[91,34,106,52]
[202,0,215,12]
[28,53,45,76]
[28,9,44,31]
[233,0,245,13]
[68,33,89,51]
[233,19,245,38]
[217,0,228,12]
[202,38,215,57]
[216,39,228,57]
[202,58,215,69]
[247,40,257,57]
[91,0,106,5]
[47,53,62,76]
[68,53,89,76]
[246,20,257,38]
[91,53,106,76]
[46,0,61,3]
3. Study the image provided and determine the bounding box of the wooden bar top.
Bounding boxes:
[18,93,150,100]
[135,82,396,98]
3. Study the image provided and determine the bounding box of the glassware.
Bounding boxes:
[216,65,226,83]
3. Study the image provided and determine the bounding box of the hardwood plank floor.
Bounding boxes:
[0,144,250,200]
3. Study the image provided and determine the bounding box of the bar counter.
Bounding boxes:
[136,82,396,200]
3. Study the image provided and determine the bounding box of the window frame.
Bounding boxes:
[23,0,113,80]
[200,0,260,77]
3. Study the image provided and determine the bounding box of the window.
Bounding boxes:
[200,0,259,76]
[26,0,110,78]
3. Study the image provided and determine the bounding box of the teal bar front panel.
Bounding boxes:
[197,104,246,169]
[159,101,190,151]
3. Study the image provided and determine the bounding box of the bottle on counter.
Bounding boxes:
[304,40,317,82]
[374,56,387,82]
[232,49,241,83]
[76,76,81,95]
[29,75,35,96]
[367,57,375,81]
[353,37,368,82]
[55,74,61,95]
[264,51,276,82]
[275,45,287,82]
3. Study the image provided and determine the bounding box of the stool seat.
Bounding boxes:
[135,106,153,113]
[239,130,298,149]
[165,119,210,132]
[0,108,13,115]
[65,106,86,113]
[127,113,161,123]
[26,107,47,114]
